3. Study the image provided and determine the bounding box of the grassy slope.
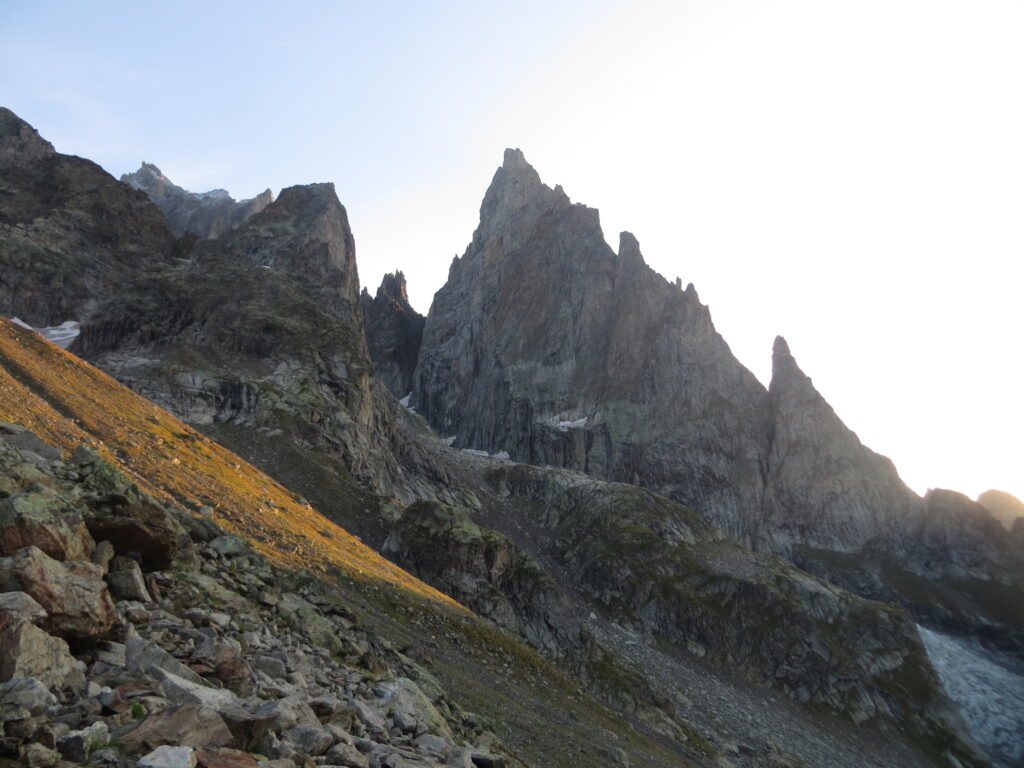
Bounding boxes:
[0,317,698,768]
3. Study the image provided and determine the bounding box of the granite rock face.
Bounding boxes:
[360,272,425,398]
[0,109,175,327]
[414,150,1024,658]
[77,180,430,501]
[762,335,921,554]
[415,149,770,537]
[122,162,274,239]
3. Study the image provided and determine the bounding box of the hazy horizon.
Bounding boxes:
[2,0,1021,504]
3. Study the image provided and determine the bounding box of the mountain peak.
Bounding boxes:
[377,271,410,303]
[770,336,813,395]
[0,107,56,167]
[617,231,646,266]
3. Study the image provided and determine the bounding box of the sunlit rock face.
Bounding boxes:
[122,162,273,239]
[918,625,1024,768]
[361,271,425,398]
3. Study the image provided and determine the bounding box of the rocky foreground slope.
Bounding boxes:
[0,317,700,768]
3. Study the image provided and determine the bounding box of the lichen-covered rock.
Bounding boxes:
[0,618,83,688]
[384,500,587,660]
[0,545,117,641]
[0,490,94,561]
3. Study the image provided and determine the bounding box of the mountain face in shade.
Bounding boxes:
[121,162,274,239]
[762,335,922,553]
[415,148,771,538]
[414,149,1024,656]
[360,271,425,397]
[76,180,422,498]
[0,109,175,327]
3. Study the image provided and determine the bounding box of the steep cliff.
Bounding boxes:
[415,149,770,541]
[361,271,425,397]
[121,162,274,239]
[0,109,175,327]
[77,181,423,500]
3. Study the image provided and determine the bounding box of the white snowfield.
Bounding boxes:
[9,318,81,348]
[918,625,1024,768]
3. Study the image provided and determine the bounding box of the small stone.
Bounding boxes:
[0,677,56,715]
[209,536,247,556]
[57,720,109,762]
[92,540,116,572]
[21,742,60,768]
[284,724,333,756]
[107,555,151,602]
[196,747,260,768]
[325,741,370,768]
[138,745,198,768]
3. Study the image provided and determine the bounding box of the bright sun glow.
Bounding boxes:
[2,0,1020,504]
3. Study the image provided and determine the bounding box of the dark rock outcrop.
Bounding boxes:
[360,272,425,397]
[122,162,273,239]
[77,180,429,501]
[0,109,176,328]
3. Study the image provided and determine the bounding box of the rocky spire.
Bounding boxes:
[470,148,572,253]
[376,270,410,303]
[363,272,425,398]
[0,107,55,168]
[764,336,920,553]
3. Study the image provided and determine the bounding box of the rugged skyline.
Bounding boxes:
[2,2,1021,504]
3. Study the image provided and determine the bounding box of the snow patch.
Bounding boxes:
[9,318,80,348]
[442,436,456,447]
[399,394,411,407]
[918,625,1024,768]
[458,448,511,461]
[554,416,588,431]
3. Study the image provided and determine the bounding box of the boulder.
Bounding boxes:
[137,745,198,768]
[0,619,82,688]
[0,546,116,641]
[0,678,56,716]
[0,491,94,561]
[56,721,109,762]
[86,501,179,572]
[0,591,46,624]
[121,703,233,750]
[106,556,151,602]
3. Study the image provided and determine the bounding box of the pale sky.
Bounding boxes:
[2,0,1021,503]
